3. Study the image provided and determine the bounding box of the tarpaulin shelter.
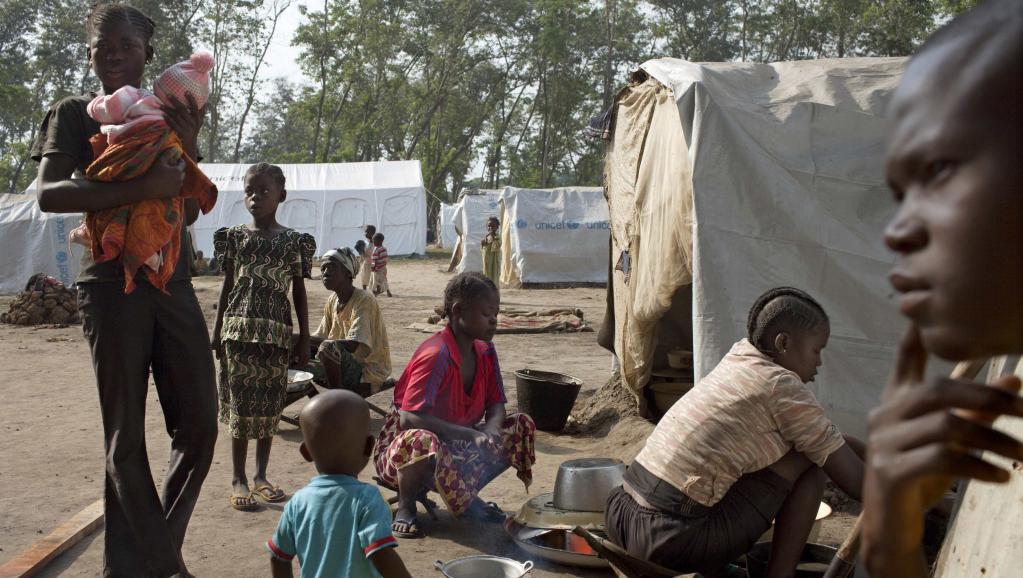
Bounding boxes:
[0,193,81,294]
[498,186,608,286]
[192,161,426,257]
[604,57,914,437]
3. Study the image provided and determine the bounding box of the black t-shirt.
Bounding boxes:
[31,93,191,284]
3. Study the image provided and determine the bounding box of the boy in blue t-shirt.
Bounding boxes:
[268,390,411,578]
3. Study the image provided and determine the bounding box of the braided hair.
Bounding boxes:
[442,271,498,320]
[245,162,286,190]
[86,3,155,44]
[746,287,829,353]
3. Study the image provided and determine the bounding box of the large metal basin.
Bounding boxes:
[552,458,626,512]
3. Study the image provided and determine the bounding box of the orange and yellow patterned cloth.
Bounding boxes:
[76,124,217,293]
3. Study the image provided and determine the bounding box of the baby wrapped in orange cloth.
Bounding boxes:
[70,51,218,293]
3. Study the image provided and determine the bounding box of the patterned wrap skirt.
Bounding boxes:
[218,341,289,440]
[313,340,365,389]
[373,408,536,517]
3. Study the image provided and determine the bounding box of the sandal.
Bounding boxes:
[253,484,287,503]
[230,493,259,511]
[464,500,505,523]
[391,516,422,539]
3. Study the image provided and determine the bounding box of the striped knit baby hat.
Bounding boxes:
[154,50,214,109]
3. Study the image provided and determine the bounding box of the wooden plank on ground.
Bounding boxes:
[0,499,103,578]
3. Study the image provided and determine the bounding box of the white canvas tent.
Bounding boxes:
[499,186,608,286]
[193,161,426,257]
[605,57,918,438]
[0,193,81,294]
[451,189,502,273]
[438,202,458,249]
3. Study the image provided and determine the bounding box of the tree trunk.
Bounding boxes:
[310,4,330,162]
[233,0,290,162]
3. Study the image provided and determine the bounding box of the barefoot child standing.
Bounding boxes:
[213,163,316,511]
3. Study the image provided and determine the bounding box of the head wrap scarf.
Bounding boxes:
[321,247,360,280]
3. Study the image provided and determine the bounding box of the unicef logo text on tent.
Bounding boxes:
[515,219,610,231]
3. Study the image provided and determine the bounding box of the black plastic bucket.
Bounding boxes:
[514,369,583,431]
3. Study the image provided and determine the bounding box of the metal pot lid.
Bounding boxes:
[513,492,606,531]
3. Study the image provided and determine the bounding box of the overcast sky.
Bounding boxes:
[260,1,308,84]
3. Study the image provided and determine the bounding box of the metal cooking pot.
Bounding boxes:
[434,556,533,578]
[552,458,626,512]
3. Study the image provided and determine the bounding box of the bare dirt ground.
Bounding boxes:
[0,254,854,577]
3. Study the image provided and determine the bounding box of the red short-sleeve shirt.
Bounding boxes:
[393,326,507,427]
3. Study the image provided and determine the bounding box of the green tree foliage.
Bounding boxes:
[0,0,983,201]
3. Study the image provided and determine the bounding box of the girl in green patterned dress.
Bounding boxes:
[212,163,316,511]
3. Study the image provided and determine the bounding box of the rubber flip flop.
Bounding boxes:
[391,516,422,539]
[230,493,259,511]
[253,485,287,503]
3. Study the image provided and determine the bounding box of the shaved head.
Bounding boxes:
[299,390,373,475]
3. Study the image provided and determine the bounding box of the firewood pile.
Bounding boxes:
[1,274,79,326]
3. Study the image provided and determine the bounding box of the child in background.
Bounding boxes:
[862,2,1023,576]
[480,216,501,284]
[268,390,412,578]
[606,287,865,578]
[71,50,219,294]
[213,163,316,511]
[370,232,393,297]
[354,239,367,266]
[360,225,376,290]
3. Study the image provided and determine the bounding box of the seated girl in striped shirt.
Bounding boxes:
[606,287,866,578]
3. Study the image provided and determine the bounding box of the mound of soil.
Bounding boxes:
[566,373,642,435]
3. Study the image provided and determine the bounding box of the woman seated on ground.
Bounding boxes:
[373,271,536,538]
[606,287,865,578]
[304,247,392,397]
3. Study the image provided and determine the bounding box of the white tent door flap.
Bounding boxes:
[324,197,373,253]
[379,192,421,258]
[279,198,318,239]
